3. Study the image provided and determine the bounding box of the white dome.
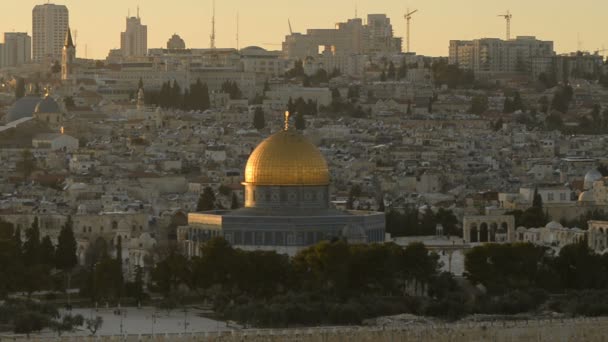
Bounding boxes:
[584,169,603,190]
[545,221,563,229]
[578,191,594,203]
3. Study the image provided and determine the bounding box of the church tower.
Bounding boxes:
[61,28,76,81]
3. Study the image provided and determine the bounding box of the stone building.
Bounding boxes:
[179,117,385,257]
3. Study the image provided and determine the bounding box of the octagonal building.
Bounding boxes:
[179,122,385,256]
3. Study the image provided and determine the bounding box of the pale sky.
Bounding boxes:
[2,0,607,59]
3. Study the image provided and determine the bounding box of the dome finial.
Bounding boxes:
[284,111,290,131]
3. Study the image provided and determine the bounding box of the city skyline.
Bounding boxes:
[2,0,607,59]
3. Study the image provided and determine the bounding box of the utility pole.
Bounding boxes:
[404,9,418,53]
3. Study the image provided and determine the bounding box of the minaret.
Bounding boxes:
[61,27,76,81]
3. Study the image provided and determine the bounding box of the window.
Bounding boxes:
[560,193,566,201]
[547,193,554,201]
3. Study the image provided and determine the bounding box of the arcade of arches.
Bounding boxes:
[463,215,515,244]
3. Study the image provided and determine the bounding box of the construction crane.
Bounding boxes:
[288,19,293,35]
[404,9,418,53]
[498,10,512,40]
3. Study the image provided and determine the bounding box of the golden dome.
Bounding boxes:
[244,130,330,186]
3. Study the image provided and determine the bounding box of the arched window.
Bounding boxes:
[480,223,489,242]
[470,223,478,243]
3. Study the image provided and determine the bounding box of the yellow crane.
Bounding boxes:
[404,8,418,53]
[498,10,513,40]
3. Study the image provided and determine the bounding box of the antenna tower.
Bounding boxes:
[210,0,216,49]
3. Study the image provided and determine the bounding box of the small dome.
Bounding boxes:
[545,221,564,229]
[244,130,329,186]
[6,95,41,122]
[584,169,603,190]
[34,95,61,114]
[578,191,594,203]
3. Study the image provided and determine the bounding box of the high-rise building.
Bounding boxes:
[32,3,69,62]
[282,14,402,60]
[61,28,75,80]
[0,32,32,68]
[120,15,148,57]
[449,36,554,74]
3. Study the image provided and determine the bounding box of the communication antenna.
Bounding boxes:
[210,0,216,49]
[73,29,78,46]
[288,19,293,35]
[137,5,140,19]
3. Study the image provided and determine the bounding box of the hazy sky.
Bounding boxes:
[3,0,607,59]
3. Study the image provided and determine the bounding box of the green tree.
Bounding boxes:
[151,252,191,296]
[554,241,605,290]
[295,112,306,130]
[397,58,408,80]
[197,187,216,211]
[15,78,25,99]
[55,216,77,272]
[40,236,55,266]
[23,218,41,267]
[346,185,362,210]
[231,193,239,209]
[253,107,265,130]
[470,95,488,115]
[85,316,103,336]
[17,149,36,181]
[387,61,396,79]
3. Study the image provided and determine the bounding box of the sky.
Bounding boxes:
[2,0,607,60]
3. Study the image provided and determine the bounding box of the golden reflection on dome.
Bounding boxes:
[244,130,330,186]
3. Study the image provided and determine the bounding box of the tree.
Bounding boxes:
[387,61,396,79]
[545,112,564,131]
[221,81,242,100]
[55,216,77,272]
[512,92,524,112]
[14,311,48,336]
[470,95,488,115]
[294,112,306,130]
[16,149,36,181]
[151,252,191,296]
[231,193,239,209]
[397,58,408,80]
[51,314,84,336]
[85,316,103,336]
[63,96,75,109]
[346,185,362,210]
[51,61,61,74]
[253,107,265,130]
[138,78,144,91]
[40,236,55,266]
[197,187,216,211]
[15,78,25,99]
[23,218,41,267]
[532,187,543,209]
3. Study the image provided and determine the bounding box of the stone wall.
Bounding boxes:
[5,317,608,342]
